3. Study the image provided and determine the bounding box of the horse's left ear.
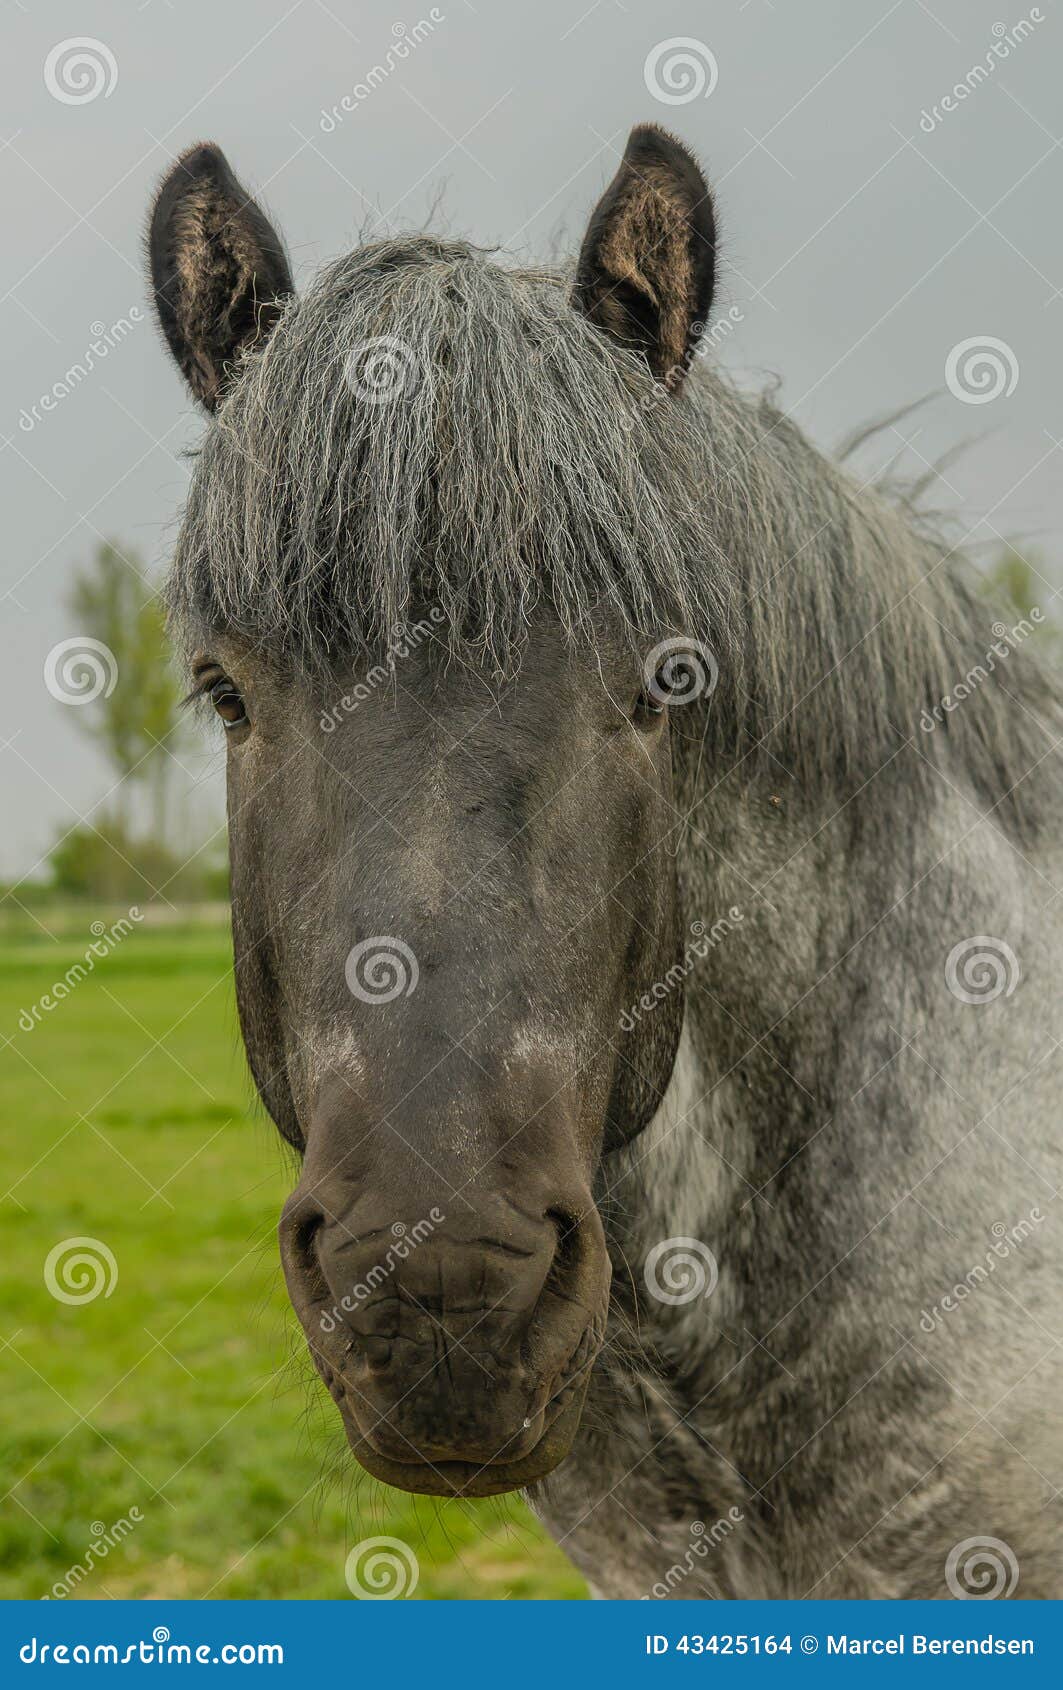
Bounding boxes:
[573,124,716,392]
[147,142,293,411]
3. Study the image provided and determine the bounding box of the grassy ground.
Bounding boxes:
[0,911,586,1600]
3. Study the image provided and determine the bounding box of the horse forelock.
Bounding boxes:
[168,236,730,668]
[167,233,1063,834]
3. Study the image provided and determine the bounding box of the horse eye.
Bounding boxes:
[636,661,675,719]
[209,676,248,729]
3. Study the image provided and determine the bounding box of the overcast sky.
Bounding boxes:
[2,0,1060,879]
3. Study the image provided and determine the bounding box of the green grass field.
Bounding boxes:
[0,912,586,1600]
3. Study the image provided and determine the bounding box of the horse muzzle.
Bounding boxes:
[279,1177,610,1497]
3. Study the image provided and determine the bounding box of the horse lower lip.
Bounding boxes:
[343,1391,589,1497]
[355,1454,546,1499]
[332,1340,596,1469]
[337,1365,591,1500]
[357,1415,543,1466]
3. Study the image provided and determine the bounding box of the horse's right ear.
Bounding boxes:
[573,124,716,392]
[147,142,293,411]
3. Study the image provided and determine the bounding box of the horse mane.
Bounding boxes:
[168,235,1062,837]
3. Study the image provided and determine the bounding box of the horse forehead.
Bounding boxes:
[318,650,583,779]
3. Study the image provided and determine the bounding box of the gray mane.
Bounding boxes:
[169,234,1062,834]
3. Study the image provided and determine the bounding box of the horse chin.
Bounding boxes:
[342,1385,590,1498]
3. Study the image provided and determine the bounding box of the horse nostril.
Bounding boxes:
[293,1212,329,1306]
[546,1206,581,1284]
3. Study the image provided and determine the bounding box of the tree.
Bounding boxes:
[982,546,1061,661]
[66,540,183,841]
[985,546,1042,620]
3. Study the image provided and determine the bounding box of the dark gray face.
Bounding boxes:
[148,121,718,1495]
[201,621,684,1494]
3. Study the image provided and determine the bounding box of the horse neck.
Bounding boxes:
[599,713,1060,1351]
[599,747,972,1328]
[597,773,835,1302]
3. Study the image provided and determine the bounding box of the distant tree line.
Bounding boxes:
[45,540,226,903]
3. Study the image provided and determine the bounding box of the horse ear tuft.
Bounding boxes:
[146,142,293,411]
[573,124,716,391]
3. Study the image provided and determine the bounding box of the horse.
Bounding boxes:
[146,124,1063,1599]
